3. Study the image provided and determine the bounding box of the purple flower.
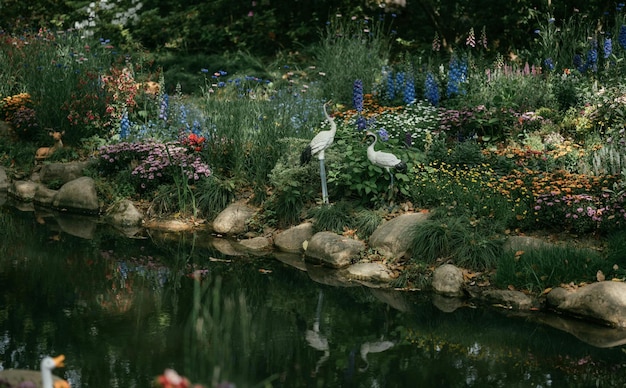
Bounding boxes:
[353,79,364,112]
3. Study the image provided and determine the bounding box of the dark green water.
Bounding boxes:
[0,202,625,387]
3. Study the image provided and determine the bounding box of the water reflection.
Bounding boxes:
[0,206,625,387]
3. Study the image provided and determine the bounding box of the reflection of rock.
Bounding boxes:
[304,231,365,269]
[547,282,626,328]
[274,222,313,253]
[531,313,626,348]
[273,251,307,271]
[306,262,358,288]
[431,293,466,313]
[369,288,414,313]
[55,213,98,239]
[431,264,465,297]
[211,237,246,257]
[369,212,429,259]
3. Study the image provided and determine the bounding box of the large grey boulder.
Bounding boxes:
[9,180,39,201]
[212,202,257,235]
[369,212,429,259]
[238,236,272,253]
[0,166,8,191]
[52,176,99,214]
[546,281,626,328]
[431,264,465,297]
[37,161,92,185]
[304,231,365,269]
[34,185,57,206]
[105,199,144,227]
[346,262,394,285]
[274,222,314,253]
[479,289,535,310]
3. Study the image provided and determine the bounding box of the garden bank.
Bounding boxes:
[1,162,626,347]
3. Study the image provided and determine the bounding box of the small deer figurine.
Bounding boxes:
[35,130,65,162]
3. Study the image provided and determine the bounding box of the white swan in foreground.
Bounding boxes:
[0,355,69,388]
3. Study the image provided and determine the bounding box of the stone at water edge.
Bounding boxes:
[368,212,429,259]
[547,281,626,328]
[274,222,314,253]
[52,176,99,214]
[431,264,465,298]
[304,231,366,269]
[212,202,257,235]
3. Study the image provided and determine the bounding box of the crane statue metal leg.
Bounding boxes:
[319,156,329,204]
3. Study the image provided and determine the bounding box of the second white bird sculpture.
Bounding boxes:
[365,130,407,188]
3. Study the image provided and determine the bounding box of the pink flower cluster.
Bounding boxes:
[99,141,211,189]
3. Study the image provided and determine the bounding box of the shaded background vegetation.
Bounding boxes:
[0,0,611,60]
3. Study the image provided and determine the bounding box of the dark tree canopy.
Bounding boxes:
[0,0,611,58]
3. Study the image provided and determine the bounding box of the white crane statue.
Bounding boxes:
[365,130,407,190]
[300,101,336,204]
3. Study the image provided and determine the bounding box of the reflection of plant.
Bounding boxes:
[187,275,257,386]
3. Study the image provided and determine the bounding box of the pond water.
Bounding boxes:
[0,201,625,388]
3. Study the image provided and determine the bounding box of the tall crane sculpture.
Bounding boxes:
[300,101,336,204]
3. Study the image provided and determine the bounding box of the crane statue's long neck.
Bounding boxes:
[323,104,336,135]
[368,133,377,150]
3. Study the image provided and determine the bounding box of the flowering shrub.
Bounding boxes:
[439,105,518,141]
[370,101,440,150]
[101,66,139,127]
[181,133,206,152]
[99,141,211,192]
[0,93,38,139]
[496,167,620,232]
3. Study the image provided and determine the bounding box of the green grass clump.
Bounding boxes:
[408,213,504,271]
[309,200,355,234]
[493,245,612,294]
[196,175,236,220]
[353,208,383,239]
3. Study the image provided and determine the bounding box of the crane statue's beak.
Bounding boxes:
[53,354,65,368]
